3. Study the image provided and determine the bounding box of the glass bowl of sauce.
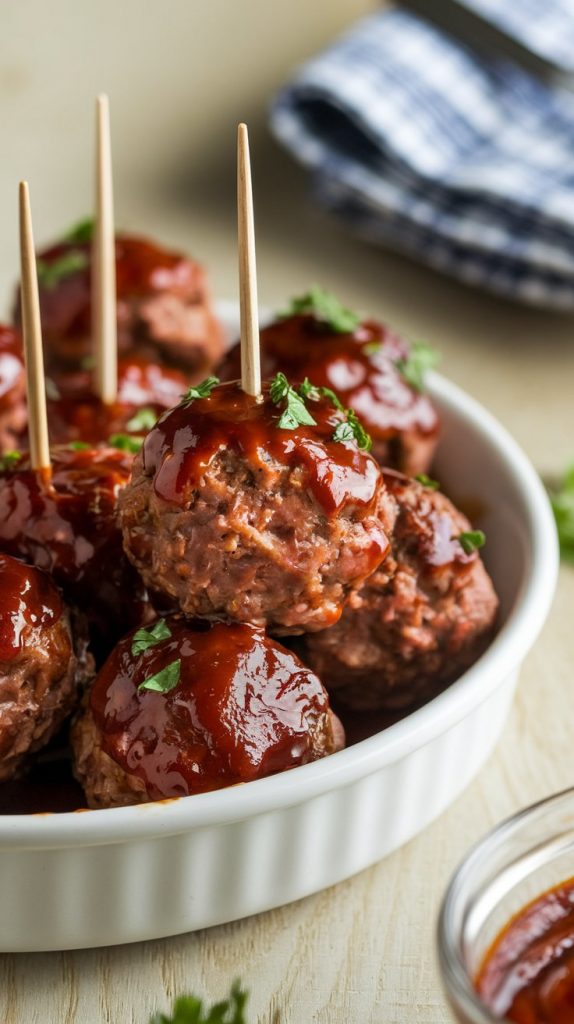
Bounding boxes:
[438,787,574,1023]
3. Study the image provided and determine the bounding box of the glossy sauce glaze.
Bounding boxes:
[220,314,439,455]
[91,619,336,799]
[0,445,150,657]
[0,552,64,662]
[476,877,574,1022]
[15,233,209,369]
[383,468,478,572]
[143,380,383,517]
[44,353,187,445]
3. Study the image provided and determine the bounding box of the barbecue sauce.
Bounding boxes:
[0,552,63,661]
[220,314,439,450]
[142,380,384,518]
[91,619,334,799]
[477,877,574,1022]
[0,445,150,655]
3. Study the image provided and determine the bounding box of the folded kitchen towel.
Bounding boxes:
[270,5,574,308]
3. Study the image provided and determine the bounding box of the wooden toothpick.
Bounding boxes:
[237,123,261,398]
[19,181,51,472]
[92,93,118,405]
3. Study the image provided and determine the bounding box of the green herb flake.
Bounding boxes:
[126,407,158,432]
[280,285,361,334]
[149,980,248,1024]
[80,355,96,371]
[68,441,91,451]
[332,408,372,452]
[269,372,317,430]
[414,473,440,490]
[395,341,440,392]
[362,341,382,356]
[132,618,172,657]
[108,433,144,454]
[299,377,344,412]
[549,464,574,560]
[63,218,94,244]
[180,377,220,405]
[0,451,21,472]
[37,250,89,290]
[457,530,486,555]
[138,658,181,694]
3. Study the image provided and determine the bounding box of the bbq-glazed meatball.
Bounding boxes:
[71,618,345,808]
[219,292,440,475]
[0,553,80,781]
[14,228,223,376]
[0,445,151,660]
[302,471,498,710]
[44,352,189,446]
[119,378,393,633]
[0,325,27,453]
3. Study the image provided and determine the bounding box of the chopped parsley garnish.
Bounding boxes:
[549,464,574,560]
[131,618,172,656]
[0,451,21,471]
[457,530,486,555]
[63,218,94,244]
[181,377,220,405]
[150,981,248,1024]
[37,250,89,289]
[395,340,440,392]
[362,341,382,356]
[138,658,181,694]
[271,372,371,449]
[332,408,372,451]
[80,354,96,371]
[270,372,317,430]
[299,377,344,411]
[280,286,361,334]
[108,433,144,454]
[126,407,158,432]
[68,441,91,451]
[415,473,440,490]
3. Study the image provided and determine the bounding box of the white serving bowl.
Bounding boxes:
[0,304,558,951]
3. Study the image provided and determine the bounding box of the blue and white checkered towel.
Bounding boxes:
[270,5,574,308]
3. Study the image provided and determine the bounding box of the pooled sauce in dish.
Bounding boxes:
[143,381,383,518]
[476,877,574,1022]
[91,620,332,799]
[221,314,439,443]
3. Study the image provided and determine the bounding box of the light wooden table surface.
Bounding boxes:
[1,2,573,1021]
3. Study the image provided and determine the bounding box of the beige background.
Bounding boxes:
[1,1,573,1021]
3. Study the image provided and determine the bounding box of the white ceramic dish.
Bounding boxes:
[0,303,558,951]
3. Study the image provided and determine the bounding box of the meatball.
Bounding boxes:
[0,553,79,781]
[0,325,27,453]
[219,305,439,475]
[302,471,498,710]
[71,618,345,808]
[14,229,223,375]
[44,352,189,446]
[0,445,151,660]
[119,379,393,633]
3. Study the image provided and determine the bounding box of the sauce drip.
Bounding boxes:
[142,381,382,517]
[91,619,332,799]
[477,877,574,1022]
[0,445,149,656]
[221,314,439,443]
[0,552,63,662]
